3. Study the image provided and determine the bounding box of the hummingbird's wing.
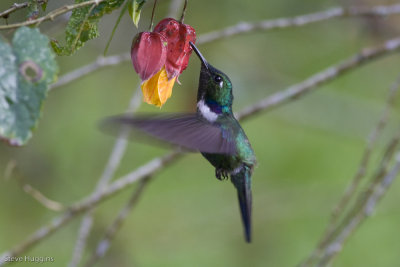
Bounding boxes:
[103,114,236,155]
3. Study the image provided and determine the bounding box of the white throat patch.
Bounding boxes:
[197,99,218,122]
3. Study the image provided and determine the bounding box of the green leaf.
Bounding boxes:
[128,0,146,28]
[53,0,125,56]
[0,27,58,146]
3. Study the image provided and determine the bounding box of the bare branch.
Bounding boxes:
[22,184,65,212]
[50,54,130,90]
[198,4,400,44]
[4,160,64,211]
[0,0,106,30]
[236,37,400,121]
[84,178,150,267]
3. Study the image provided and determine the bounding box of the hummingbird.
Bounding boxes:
[107,42,256,242]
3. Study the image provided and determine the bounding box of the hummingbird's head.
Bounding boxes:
[190,42,233,114]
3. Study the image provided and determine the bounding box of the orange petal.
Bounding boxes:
[141,67,176,107]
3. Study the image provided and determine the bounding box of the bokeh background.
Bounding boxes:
[1,0,400,266]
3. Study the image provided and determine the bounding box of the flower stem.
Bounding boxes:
[179,0,188,23]
[149,0,158,31]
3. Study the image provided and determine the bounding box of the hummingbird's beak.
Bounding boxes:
[189,42,209,71]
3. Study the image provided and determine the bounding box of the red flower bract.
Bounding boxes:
[131,32,167,81]
[130,18,197,107]
[154,18,196,80]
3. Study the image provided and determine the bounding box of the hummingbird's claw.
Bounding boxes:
[215,168,229,181]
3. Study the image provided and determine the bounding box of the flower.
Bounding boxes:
[131,18,196,107]
[154,18,196,80]
[131,32,167,81]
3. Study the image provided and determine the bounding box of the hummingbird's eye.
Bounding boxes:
[214,75,223,88]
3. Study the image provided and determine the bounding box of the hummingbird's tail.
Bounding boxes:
[231,165,252,243]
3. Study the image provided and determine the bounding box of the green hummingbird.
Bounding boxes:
[107,42,256,242]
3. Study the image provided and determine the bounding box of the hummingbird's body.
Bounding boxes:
[195,55,256,242]
[107,43,256,242]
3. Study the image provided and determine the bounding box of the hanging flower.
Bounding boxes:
[154,18,196,80]
[131,18,196,107]
[131,32,167,81]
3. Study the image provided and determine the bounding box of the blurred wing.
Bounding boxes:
[103,114,236,155]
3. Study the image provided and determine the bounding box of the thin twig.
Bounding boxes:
[179,0,188,23]
[23,184,65,212]
[5,161,65,211]
[149,0,158,31]
[236,37,400,121]
[0,0,47,19]
[198,4,400,44]
[84,178,151,267]
[0,0,106,30]
[50,53,131,90]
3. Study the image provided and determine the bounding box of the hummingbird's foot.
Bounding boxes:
[215,168,229,181]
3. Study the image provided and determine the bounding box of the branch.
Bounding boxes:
[50,54,131,91]
[84,178,150,267]
[315,132,400,266]
[299,74,400,267]
[0,0,47,19]
[0,0,106,30]
[331,75,400,221]
[198,4,400,44]
[68,84,142,267]
[236,36,400,121]
[5,160,64,211]
[0,151,181,266]
[2,34,400,266]
[22,184,65,212]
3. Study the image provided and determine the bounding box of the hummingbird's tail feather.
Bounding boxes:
[231,165,252,243]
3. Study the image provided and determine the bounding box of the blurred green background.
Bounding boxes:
[1,0,400,266]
